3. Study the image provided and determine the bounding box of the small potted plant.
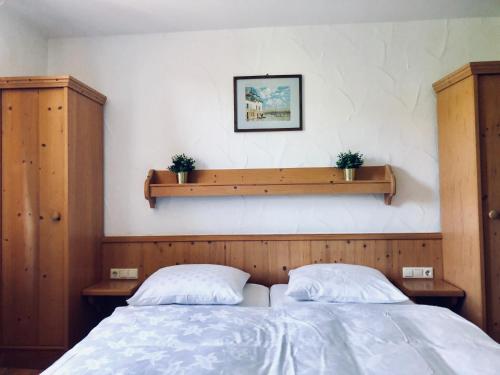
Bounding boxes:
[168,154,196,184]
[336,150,364,181]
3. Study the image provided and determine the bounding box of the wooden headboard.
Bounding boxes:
[102,233,442,286]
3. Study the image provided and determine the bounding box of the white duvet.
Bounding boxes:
[44,303,499,374]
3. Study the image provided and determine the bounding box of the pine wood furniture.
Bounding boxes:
[0,76,106,368]
[393,279,465,311]
[101,233,442,286]
[394,279,465,298]
[82,280,140,297]
[433,61,500,341]
[144,165,396,208]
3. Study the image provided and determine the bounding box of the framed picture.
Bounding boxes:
[233,74,303,132]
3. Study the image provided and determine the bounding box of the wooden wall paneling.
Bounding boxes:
[101,235,443,288]
[392,240,443,280]
[225,241,245,273]
[37,89,66,346]
[416,239,444,280]
[103,233,442,243]
[1,90,40,346]
[102,243,144,280]
[143,242,162,279]
[186,241,210,264]
[224,240,271,283]
[309,240,327,264]
[478,74,500,341]
[268,241,291,285]
[288,241,312,272]
[243,241,269,285]
[373,240,392,276]
[353,240,376,268]
[437,75,486,328]
[208,241,226,266]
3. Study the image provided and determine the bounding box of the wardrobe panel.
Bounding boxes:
[37,89,67,346]
[1,90,40,345]
[437,76,485,328]
[478,74,500,341]
[66,89,103,345]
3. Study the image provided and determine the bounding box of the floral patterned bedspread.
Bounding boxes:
[43,303,500,374]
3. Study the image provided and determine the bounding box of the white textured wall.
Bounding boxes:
[0,8,47,75]
[47,18,500,235]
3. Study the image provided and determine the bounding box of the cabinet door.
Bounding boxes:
[2,89,41,346]
[1,89,66,347]
[479,75,500,342]
[37,89,67,346]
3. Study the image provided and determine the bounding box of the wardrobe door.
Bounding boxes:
[1,89,66,347]
[1,89,41,346]
[479,75,500,342]
[37,89,66,346]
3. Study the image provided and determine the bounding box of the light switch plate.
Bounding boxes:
[402,267,433,279]
[110,268,139,280]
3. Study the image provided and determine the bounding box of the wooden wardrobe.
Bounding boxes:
[0,76,106,367]
[434,62,500,341]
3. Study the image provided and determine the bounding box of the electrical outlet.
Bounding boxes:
[402,267,413,278]
[422,267,433,278]
[110,268,139,280]
[402,267,433,279]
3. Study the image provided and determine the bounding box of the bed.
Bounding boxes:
[44,296,499,374]
[43,265,500,374]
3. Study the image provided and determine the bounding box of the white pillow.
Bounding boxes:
[127,264,250,306]
[285,263,408,303]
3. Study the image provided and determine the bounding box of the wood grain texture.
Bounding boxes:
[393,279,465,297]
[0,78,105,368]
[0,76,106,105]
[104,233,442,243]
[1,90,40,346]
[81,280,139,297]
[144,165,396,207]
[66,88,104,346]
[37,89,66,347]
[478,74,500,342]
[101,234,443,286]
[433,61,500,93]
[0,348,63,370]
[436,75,486,329]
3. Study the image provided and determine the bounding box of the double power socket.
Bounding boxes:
[110,268,139,279]
[402,267,433,279]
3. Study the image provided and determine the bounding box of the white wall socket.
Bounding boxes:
[110,268,139,280]
[402,267,433,279]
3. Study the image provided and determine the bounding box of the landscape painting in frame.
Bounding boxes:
[234,75,302,132]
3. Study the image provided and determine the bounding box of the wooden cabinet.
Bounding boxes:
[433,62,500,341]
[0,76,106,367]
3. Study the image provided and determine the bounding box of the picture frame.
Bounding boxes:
[233,74,303,132]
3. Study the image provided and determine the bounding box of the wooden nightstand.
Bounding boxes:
[394,279,465,311]
[82,280,140,321]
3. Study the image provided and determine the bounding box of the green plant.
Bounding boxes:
[168,154,196,173]
[336,150,364,169]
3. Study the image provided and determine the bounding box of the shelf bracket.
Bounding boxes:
[144,169,156,208]
[383,165,396,205]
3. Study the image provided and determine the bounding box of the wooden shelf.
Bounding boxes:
[82,280,140,297]
[393,279,465,298]
[144,165,396,208]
